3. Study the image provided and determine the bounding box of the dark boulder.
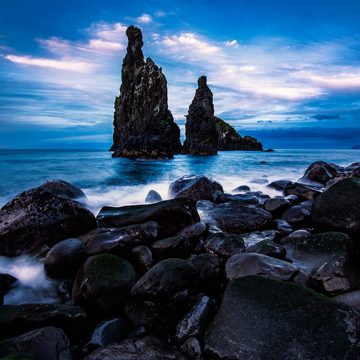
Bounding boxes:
[111,26,181,159]
[267,179,292,191]
[0,304,87,341]
[283,232,356,295]
[264,196,291,216]
[246,240,286,260]
[79,222,158,255]
[299,161,338,186]
[85,336,186,360]
[0,327,71,360]
[205,202,272,234]
[131,245,153,271]
[284,182,322,201]
[204,232,245,259]
[0,274,17,294]
[204,276,360,360]
[97,198,199,238]
[0,182,96,257]
[145,190,162,203]
[126,258,199,334]
[232,185,250,193]
[272,219,293,237]
[215,117,263,151]
[214,193,259,205]
[182,76,218,155]
[44,238,86,279]
[180,337,203,360]
[168,175,223,202]
[72,254,136,316]
[312,177,360,236]
[225,253,304,283]
[281,205,311,228]
[241,230,278,248]
[40,180,87,201]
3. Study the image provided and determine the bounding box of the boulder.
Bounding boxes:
[145,190,162,203]
[214,193,259,205]
[0,274,17,294]
[267,179,292,191]
[281,205,311,228]
[180,337,203,360]
[334,290,360,311]
[232,185,250,193]
[72,254,136,315]
[182,76,218,155]
[226,253,303,283]
[264,196,291,215]
[44,238,86,279]
[246,240,286,260]
[312,177,360,236]
[204,232,245,259]
[126,258,199,334]
[79,222,158,255]
[204,276,360,359]
[284,182,322,201]
[85,336,186,360]
[111,26,181,159]
[272,219,293,237]
[168,175,223,202]
[0,304,87,340]
[40,180,87,201]
[205,202,272,234]
[299,161,338,185]
[131,245,153,271]
[0,327,71,360]
[96,198,199,238]
[283,232,357,295]
[0,182,96,257]
[241,230,278,248]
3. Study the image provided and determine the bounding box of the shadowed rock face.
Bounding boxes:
[111,26,181,159]
[215,117,263,151]
[182,76,218,155]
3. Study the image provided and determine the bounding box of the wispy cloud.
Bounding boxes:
[136,14,153,24]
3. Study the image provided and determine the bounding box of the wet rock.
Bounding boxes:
[312,177,360,236]
[0,273,17,294]
[267,179,292,191]
[111,26,181,159]
[334,290,360,311]
[239,230,278,248]
[196,200,214,212]
[72,254,136,315]
[180,337,203,360]
[283,232,356,295]
[215,117,262,151]
[204,276,360,360]
[281,205,311,228]
[285,194,299,204]
[206,202,272,234]
[299,161,338,186]
[204,232,245,259]
[152,222,207,260]
[44,238,86,279]
[279,229,311,245]
[79,222,158,255]
[0,182,96,257]
[0,327,71,360]
[246,240,286,260]
[182,76,218,155]
[232,185,251,193]
[176,295,215,343]
[272,219,293,237]
[284,182,322,201]
[97,198,199,238]
[169,175,223,202]
[250,178,269,185]
[244,191,270,205]
[226,253,303,282]
[145,190,162,203]
[126,258,199,334]
[84,318,131,353]
[300,199,313,211]
[85,336,186,360]
[188,254,223,294]
[264,196,291,216]
[131,245,153,271]
[0,304,87,340]
[41,180,87,201]
[214,193,259,205]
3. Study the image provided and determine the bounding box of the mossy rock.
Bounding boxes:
[72,254,136,316]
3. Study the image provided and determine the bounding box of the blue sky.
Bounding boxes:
[1,0,360,149]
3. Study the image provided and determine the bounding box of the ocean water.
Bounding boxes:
[0,148,359,304]
[0,149,359,214]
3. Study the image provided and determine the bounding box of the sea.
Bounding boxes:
[0,148,359,304]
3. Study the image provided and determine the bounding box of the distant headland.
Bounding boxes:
[111,26,263,159]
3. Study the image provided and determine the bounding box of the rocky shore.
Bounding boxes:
[0,161,360,359]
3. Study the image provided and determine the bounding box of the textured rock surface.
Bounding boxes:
[182,76,218,155]
[215,117,263,151]
[111,26,181,159]
[205,277,360,360]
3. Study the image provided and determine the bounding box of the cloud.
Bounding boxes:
[225,40,239,47]
[155,10,166,17]
[136,14,153,24]
[4,54,95,72]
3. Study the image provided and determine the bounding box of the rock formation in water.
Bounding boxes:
[111,26,181,159]
[182,76,218,155]
[215,117,263,151]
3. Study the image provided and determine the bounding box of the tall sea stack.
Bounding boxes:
[182,76,218,155]
[111,26,181,159]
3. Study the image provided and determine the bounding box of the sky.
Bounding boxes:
[0,0,360,149]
